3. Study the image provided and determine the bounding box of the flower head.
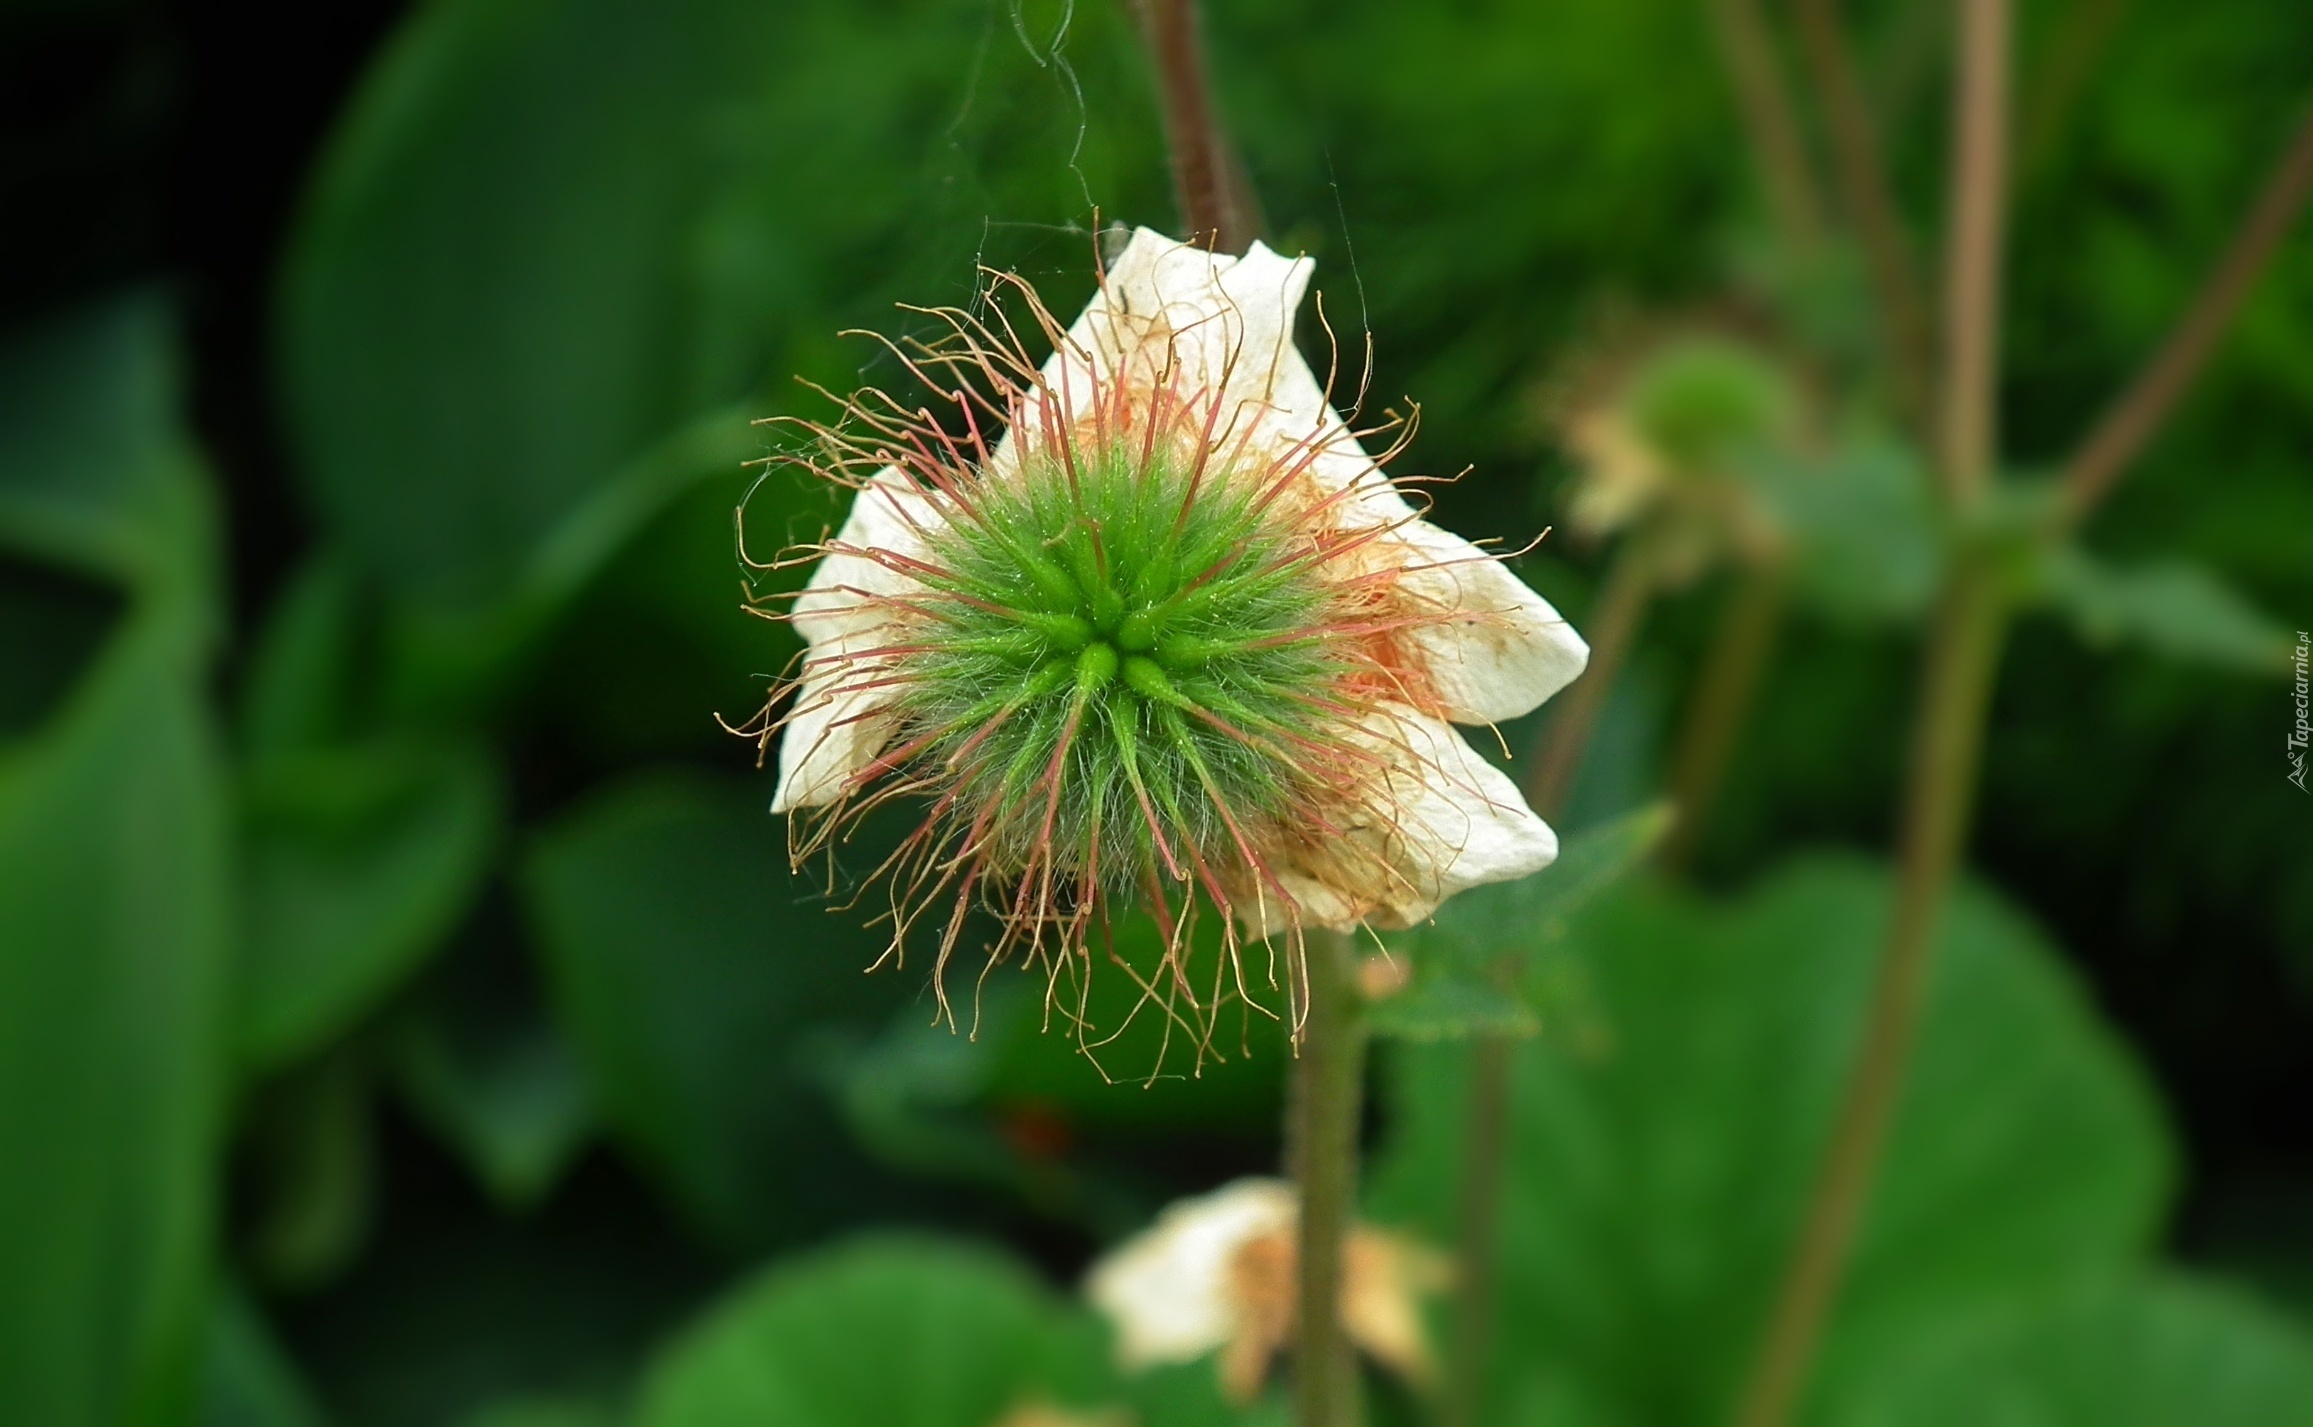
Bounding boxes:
[744,229,1585,1040]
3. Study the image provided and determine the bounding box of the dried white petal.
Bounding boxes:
[771,471,935,813]
[1085,1178,1294,1369]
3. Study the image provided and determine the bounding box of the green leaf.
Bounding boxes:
[521,770,912,1248]
[391,965,595,1210]
[634,1236,1107,1427]
[0,297,230,1427]
[199,1284,331,1427]
[1367,855,2174,1425]
[1849,1274,2313,1427]
[1368,804,1670,1043]
[237,739,505,1071]
[280,0,1159,613]
[2033,543,2296,674]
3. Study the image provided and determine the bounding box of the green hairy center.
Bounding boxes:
[898,438,1350,891]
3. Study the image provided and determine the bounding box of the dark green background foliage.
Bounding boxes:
[2,0,2310,1424]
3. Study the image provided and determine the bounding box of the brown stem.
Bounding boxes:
[1519,535,1661,820]
[1735,8,2014,1423]
[1443,1034,1514,1427]
[1704,0,1829,248]
[1293,925,1367,1427]
[2059,101,2313,525]
[1661,564,1787,874]
[1936,0,2012,508]
[1731,565,2011,1427]
[1790,0,1933,423]
[1131,0,1257,251]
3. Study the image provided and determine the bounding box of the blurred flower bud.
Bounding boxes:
[1084,1177,1448,1403]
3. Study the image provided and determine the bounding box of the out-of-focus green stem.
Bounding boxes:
[1662,563,1786,874]
[1293,925,1365,1427]
[1443,1033,1513,1427]
[2059,100,2313,526]
[1790,0,1930,425]
[1734,4,2012,1422]
[1731,563,2010,1427]
[1703,0,1827,248]
[1520,533,1662,820]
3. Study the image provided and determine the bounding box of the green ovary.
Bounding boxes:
[897,438,1348,893]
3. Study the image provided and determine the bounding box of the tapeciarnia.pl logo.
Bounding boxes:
[2291,630,2310,793]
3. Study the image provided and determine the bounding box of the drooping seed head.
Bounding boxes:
[738,231,1589,1058]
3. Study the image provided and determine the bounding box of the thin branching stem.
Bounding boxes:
[1935,0,2011,507]
[1735,4,2013,1422]
[1661,562,1787,874]
[2059,100,2313,525]
[1733,564,2011,1427]
[1704,0,1829,248]
[1520,532,1663,820]
[1791,0,1932,423]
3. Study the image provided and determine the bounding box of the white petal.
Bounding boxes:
[1085,1178,1294,1369]
[1391,519,1591,723]
[1266,704,1556,932]
[790,469,937,647]
[1368,705,1559,920]
[771,472,938,813]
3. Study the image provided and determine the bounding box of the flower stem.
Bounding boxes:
[1130,0,1260,251]
[1293,924,1366,1427]
[1731,562,2009,1427]
[1661,564,1786,874]
[1442,1032,1513,1427]
[1520,532,1661,820]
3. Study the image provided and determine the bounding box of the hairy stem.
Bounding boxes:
[1443,1033,1514,1427]
[1704,0,1828,247]
[1733,565,2010,1427]
[1661,563,1787,874]
[1520,534,1661,820]
[1131,0,1259,251]
[1735,6,2013,1423]
[2059,100,2313,525]
[1791,0,1932,423]
[1293,925,1366,1427]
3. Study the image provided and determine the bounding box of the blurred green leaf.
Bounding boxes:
[392,967,595,1211]
[242,1051,377,1293]
[0,553,124,740]
[1848,1275,2313,1427]
[0,297,229,1426]
[200,1285,331,1427]
[2032,543,2295,675]
[280,0,1156,611]
[1752,433,1942,626]
[456,1400,616,1427]
[238,740,505,1071]
[634,1236,1108,1427]
[1369,804,1670,1043]
[1368,855,2174,1425]
[521,770,911,1248]
[241,553,370,757]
